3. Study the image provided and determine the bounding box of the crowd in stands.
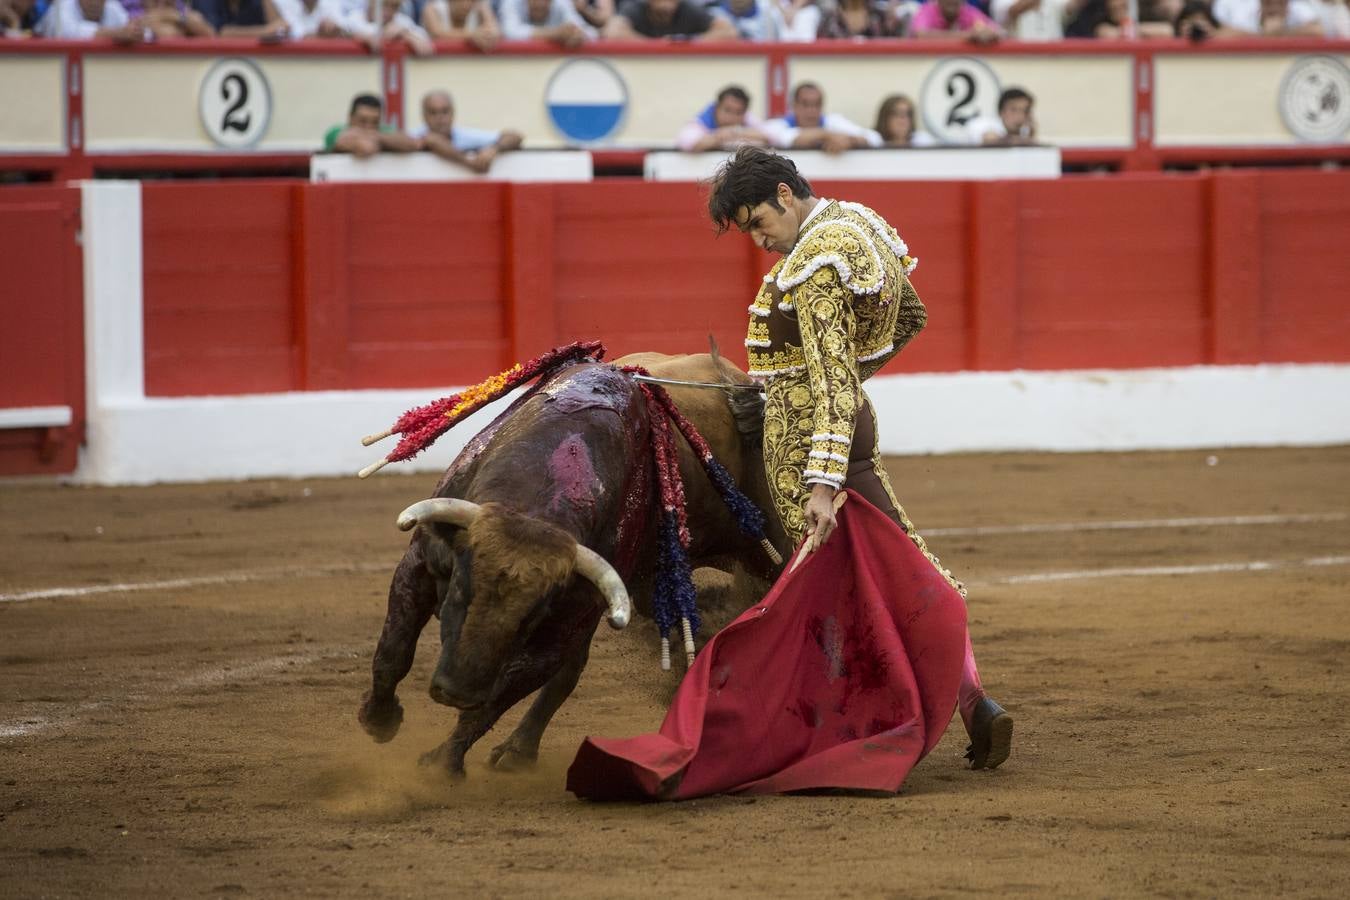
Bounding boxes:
[3,0,1348,40]
[675,81,1037,151]
[326,78,1036,175]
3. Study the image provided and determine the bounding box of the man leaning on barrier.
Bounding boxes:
[323,94,422,158]
[411,89,525,174]
[762,82,882,155]
[676,85,771,153]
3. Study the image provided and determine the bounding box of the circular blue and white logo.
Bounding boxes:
[545,58,628,145]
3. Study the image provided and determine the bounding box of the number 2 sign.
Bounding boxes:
[199,58,272,149]
[919,57,1002,145]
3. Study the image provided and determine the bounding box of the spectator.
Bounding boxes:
[965,86,1035,146]
[324,93,422,157]
[1211,0,1323,34]
[710,0,820,38]
[1,0,41,34]
[711,0,789,39]
[273,0,349,37]
[138,0,215,34]
[195,0,289,36]
[422,0,500,49]
[911,0,1001,40]
[1064,0,1132,35]
[763,81,882,153]
[411,89,524,173]
[990,0,1077,39]
[1310,0,1350,34]
[874,93,938,147]
[1172,0,1240,36]
[35,0,144,39]
[676,85,771,151]
[602,0,740,39]
[817,0,908,36]
[573,0,613,29]
[776,0,822,38]
[345,0,435,53]
[500,0,596,46]
[1139,0,1182,33]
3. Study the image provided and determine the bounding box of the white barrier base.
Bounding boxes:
[76,386,526,486]
[73,364,1350,485]
[309,150,593,183]
[645,147,1063,182]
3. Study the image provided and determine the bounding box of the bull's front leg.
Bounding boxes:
[417,701,506,779]
[489,639,593,771]
[359,543,438,742]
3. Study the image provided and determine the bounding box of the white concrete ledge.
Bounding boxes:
[867,363,1350,455]
[645,146,1063,182]
[76,386,520,486]
[309,150,593,183]
[0,406,72,429]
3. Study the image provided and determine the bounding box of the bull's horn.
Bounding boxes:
[573,544,632,630]
[395,498,484,532]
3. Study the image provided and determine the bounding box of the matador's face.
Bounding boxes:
[734,183,803,256]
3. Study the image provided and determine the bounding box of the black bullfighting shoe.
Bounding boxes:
[965,697,1013,770]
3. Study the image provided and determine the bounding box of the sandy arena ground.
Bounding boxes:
[2,446,1348,898]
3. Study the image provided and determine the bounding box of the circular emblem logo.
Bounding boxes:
[920,57,1003,145]
[545,58,628,144]
[1279,56,1350,143]
[199,58,272,149]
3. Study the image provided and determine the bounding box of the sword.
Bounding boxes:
[630,374,764,393]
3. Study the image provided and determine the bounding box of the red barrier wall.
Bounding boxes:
[138,169,1350,398]
[0,186,84,474]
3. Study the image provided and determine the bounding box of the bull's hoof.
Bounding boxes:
[358,691,404,743]
[488,740,539,772]
[965,697,1014,771]
[418,744,467,780]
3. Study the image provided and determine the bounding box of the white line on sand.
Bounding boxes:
[967,555,1350,588]
[0,648,359,740]
[0,563,390,604]
[925,511,1348,538]
[2,512,1346,605]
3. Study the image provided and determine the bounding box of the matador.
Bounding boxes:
[709,147,1013,769]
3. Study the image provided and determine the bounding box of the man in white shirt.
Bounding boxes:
[1212,0,1323,33]
[762,82,883,155]
[344,0,434,53]
[990,0,1073,40]
[36,0,144,38]
[499,0,596,46]
[409,89,525,174]
[273,0,348,36]
[965,86,1036,146]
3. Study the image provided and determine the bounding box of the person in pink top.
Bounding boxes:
[911,0,1002,40]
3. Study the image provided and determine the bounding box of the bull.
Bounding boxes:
[357,352,786,777]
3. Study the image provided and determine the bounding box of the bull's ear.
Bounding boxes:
[708,334,735,385]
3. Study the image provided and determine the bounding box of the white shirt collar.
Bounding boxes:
[799,197,830,233]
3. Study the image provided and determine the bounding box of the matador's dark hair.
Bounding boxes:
[707,147,814,235]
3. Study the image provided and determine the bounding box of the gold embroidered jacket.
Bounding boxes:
[745,200,927,487]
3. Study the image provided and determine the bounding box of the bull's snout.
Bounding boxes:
[428,671,483,710]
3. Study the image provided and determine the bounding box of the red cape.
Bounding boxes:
[567,491,967,800]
